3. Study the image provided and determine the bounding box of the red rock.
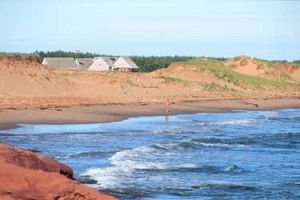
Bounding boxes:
[0,144,117,200]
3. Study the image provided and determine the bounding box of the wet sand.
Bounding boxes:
[0,97,299,130]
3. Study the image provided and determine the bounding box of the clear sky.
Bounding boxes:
[1,0,299,60]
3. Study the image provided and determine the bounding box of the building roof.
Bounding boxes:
[122,57,139,69]
[102,57,117,68]
[114,57,139,69]
[93,57,118,68]
[42,57,78,69]
[76,58,93,69]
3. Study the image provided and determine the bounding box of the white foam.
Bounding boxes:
[109,146,169,170]
[153,142,184,150]
[0,123,104,134]
[198,142,247,148]
[194,119,257,126]
[82,144,200,188]
[152,128,187,134]
[82,167,132,188]
[260,111,279,121]
[82,162,200,189]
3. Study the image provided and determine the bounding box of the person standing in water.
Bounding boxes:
[165,99,171,113]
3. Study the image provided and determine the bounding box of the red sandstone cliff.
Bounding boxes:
[0,144,117,200]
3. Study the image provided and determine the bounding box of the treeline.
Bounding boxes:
[255,57,300,65]
[35,50,195,72]
[0,52,39,57]
[35,50,103,63]
[294,60,300,64]
[271,60,300,65]
[5,50,299,71]
[130,56,195,72]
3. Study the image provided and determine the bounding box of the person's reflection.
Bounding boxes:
[164,115,169,122]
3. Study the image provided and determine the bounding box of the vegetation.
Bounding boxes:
[159,76,183,84]
[203,83,233,92]
[34,51,195,72]
[2,50,300,75]
[185,58,297,88]
[35,50,102,63]
[294,60,300,64]
[130,56,195,72]
[254,58,289,63]
[199,56,228,61]
[131,56,230,72]
[0,52,39,57]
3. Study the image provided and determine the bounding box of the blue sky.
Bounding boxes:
[1,0,299,60]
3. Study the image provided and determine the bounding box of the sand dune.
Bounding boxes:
[225,56,300,82]
[0,55,299,109]
[225,56,265,76]
[0,56,74,97]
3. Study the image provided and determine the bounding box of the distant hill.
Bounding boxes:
[152,56,300,93]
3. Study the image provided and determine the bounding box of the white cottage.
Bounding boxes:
[87,56,139,72]
[114,57,139,71]
[88,57,116,71]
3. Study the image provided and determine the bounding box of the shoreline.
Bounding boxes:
[0,97,300,131]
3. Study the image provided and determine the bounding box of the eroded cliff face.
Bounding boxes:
[0,144,117,200]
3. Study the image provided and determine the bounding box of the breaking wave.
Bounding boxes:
[193,119,257,126]
[3,108,299,199]
[56,150,113,160]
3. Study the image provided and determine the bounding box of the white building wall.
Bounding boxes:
[75,59,79,66]
[114,57,131,70]
[42,58,48,65]
[88,58,110,71]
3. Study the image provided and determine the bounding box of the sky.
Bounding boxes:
[1,0,299,60]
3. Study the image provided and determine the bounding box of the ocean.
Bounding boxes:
[1,109,300,199]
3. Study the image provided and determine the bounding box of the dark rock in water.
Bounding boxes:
[225,164,239,172]
[79,176,98,184]
[192,184,256,191]
[122,188,151,198]
[191,185,202,189]
[0,133,14,137]
[23,148,41,153]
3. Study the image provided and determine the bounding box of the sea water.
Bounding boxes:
[1,109,300,199]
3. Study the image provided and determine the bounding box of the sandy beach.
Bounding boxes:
[1,97,299,131]
[2,1,300,198]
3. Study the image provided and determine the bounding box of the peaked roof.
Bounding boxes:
[114,57,139,69]
[76,58,93,69]
[122,57,139,69]
[43,57,77,69]
[95,57,118,68]
[102,57,116,67]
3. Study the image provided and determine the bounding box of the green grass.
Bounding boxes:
[263,70,292,81]
[184,58,297,89]
[203,83,235,92]
[159,76,183,83]
[0,52,39,57]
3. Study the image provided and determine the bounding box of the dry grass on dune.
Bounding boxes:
[225,56,300,82]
